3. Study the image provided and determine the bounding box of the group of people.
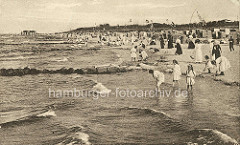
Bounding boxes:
[148,36,234,92]
[130,43,148,62]
[204,40,231,76]
[149,59,196,91]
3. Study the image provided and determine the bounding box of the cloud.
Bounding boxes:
[88,0,104,5]
[44,2,83,10]
[117,2,186,9]
[230,0,240,5]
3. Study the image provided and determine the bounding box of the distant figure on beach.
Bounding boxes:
[172,60,181,87]
[212,41,222,60]
[131,46,137,61]
[140,41,146,49]
[175,39,182,55]
[209,40,214,60]
[167,32,173,49]
[194,39,203,63]
[203,55,213,73]
[149,70,165,90]
[160,35,165,49]
[188,35,195,49]
[141,50,148,61]
[211,56,231,76]
[186,64,196,91]
[228,36,234,51]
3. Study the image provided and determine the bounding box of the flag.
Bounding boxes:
[129,19,132,22]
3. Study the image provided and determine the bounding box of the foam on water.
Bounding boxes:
[92,82,111,94]
[37,110,57,117]
[188,129,239,144]
[56,126,91,145]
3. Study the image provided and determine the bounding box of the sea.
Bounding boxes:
[0,44,239,144]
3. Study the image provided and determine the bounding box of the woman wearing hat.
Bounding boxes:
[175,38,182,55]
[188,35,195,49]
[212,40,222,60]
[194,39,203,63]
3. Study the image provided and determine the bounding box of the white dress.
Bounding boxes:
[186,71,196,85]
[141,50,148,60]
[153,71,165,87]
[216,56,231,72]
[131,48,137,58]
[195,44,203,62]
[173,64,181,81]
[209,43,214,60]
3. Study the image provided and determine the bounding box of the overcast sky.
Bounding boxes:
[0,0,239,33]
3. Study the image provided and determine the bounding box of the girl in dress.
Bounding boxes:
[173,60,181,87]
[131,46,137,61]
[186,64,196,91]
[203,55,213,73]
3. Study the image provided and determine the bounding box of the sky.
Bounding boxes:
[0,0,239,33]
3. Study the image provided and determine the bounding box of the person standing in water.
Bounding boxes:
[172,60,181,87]
[228,36,234,51]
[149,69,165,90]
[186,64,196,91]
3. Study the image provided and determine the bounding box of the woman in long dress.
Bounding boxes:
[209,40,214,60]
[213,56,231,75]
[188,35,195,49]
[194,39,203,63]
[212,41,222,60]
[175,39,182,55]
[173,60,181,87]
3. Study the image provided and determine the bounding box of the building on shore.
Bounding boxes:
[21,30,36,36]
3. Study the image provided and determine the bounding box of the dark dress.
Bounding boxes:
[160,38,164,49]
[212,44,221,60]
[175,43,182,55]
[188,41,195,49]
[167,34,173,49]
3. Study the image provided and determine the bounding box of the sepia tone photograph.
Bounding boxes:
[0,0,239,144]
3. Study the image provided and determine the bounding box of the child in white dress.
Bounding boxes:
[131,46,137,61]
[186,64,196,91]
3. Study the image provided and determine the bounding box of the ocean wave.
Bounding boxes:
[56,126,91,145]
[187,129,239,144]
[36,110,57,117]
[50,57,69,62]
[0,110,56,127]
[119,106,172,119]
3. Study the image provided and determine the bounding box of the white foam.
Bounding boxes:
[92,83,111,94]
[37,110,56,117]
[201,129,238,144]
[74,132,90,145]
